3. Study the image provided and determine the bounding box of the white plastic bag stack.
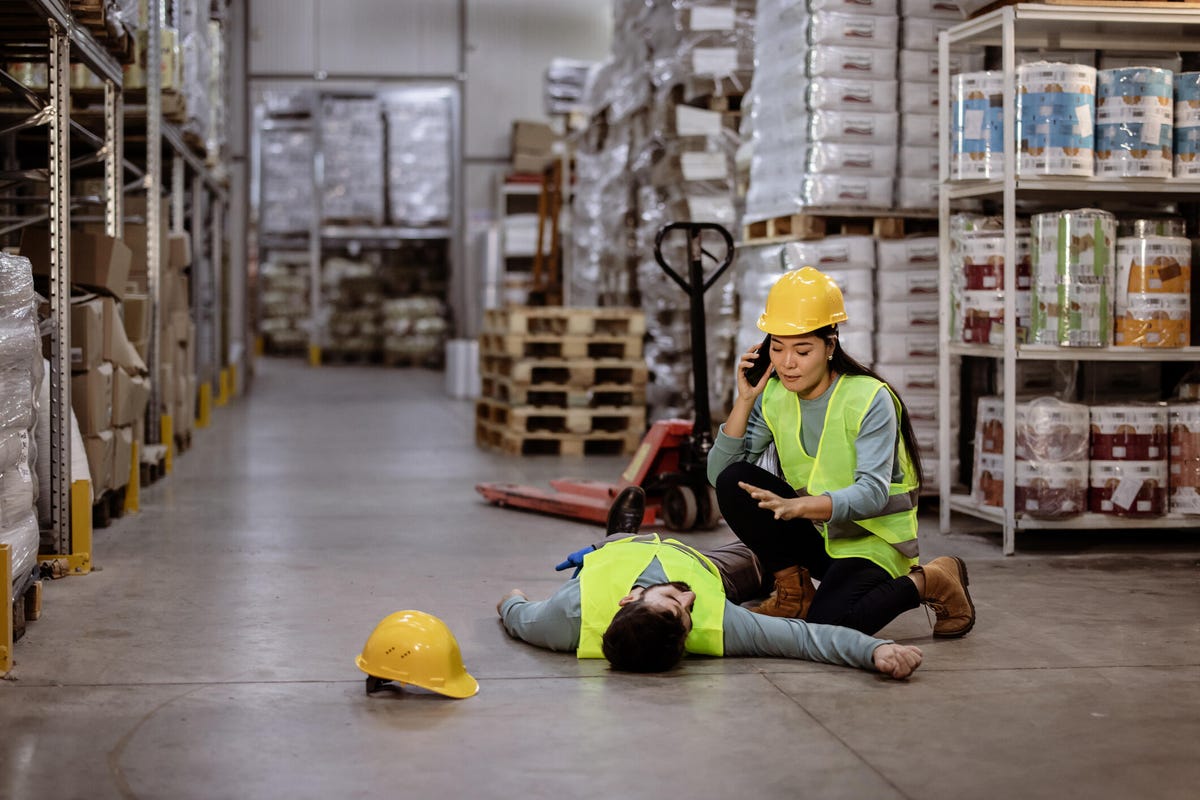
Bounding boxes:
[0,253,43,589]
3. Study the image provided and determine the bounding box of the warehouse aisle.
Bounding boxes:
[2,360,1198,800]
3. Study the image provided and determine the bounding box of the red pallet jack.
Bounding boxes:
[475,221,735,531]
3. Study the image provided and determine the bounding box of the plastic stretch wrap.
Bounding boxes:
[545,58,596,115]
[898,145,938,178]
[1017,63,1097,177]
[259,260,311,352]
[811,0,898,14]
[0,429,28,473]
[1096,68,1173,178]
[951,71,1004,180]
[902,112,939,146]
[1029,209,1117,347]
[807,110,899,145]
[382,297,447,362]
[1114,224,1191,348]
[647,1,757,94]
[899,81,939,114]
[896,178,938,210]
[1169,403,1200,514]
[0,466,34,529]
[0,254,35,314]
[0,510,38,589]
[260,129,315,235]
[803,175,893,207]
[899,49,983,84]
[320,97,385,224]
[808,78,898,113]
[36,360,90,534]
[1174,72,1200,177]
[384,91,452,226]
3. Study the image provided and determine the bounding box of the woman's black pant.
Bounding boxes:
[715,460,920,636]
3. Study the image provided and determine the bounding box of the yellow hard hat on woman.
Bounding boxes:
[757,266,848,336]
[356,610,479,698]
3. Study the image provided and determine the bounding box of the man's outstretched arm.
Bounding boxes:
[497,584,581,653]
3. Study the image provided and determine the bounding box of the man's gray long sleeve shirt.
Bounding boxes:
[499,560,891,671]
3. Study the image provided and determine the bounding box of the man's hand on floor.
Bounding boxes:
[872,643,923,679]
[497,589,528,615]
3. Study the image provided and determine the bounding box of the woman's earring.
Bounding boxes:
[827,355,833,361]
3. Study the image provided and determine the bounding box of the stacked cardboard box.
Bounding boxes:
[21,224,148,498]
[259,257,310,354]
[510,120,560,175]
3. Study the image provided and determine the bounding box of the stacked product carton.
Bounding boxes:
[745,0,900,222]
[572,0,756,423]
[320,97,385,225]
[259,257,310,354]
[385,90,453,226]
[896,0,973,210]
[18,223,149,498]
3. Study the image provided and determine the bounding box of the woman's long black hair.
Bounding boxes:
[810,323,925,486]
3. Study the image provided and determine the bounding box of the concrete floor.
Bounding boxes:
[2,359,1198,800]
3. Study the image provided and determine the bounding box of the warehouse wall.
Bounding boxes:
[246,0,610,217]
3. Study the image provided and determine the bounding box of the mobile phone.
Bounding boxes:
[743,334,773,386]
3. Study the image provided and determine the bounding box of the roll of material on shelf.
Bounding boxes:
[1173,72,1200,177]
[951,71,1005,180]
[1017,62,1097,177]
[1095,67,1174,178]
[1114,219,1191,348]
[1168,403,1200,515]
[1029,209,1117,347]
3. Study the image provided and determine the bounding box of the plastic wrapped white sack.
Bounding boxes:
[36,358,92,530]
[1,465,34,528]
[0,509,39,588]
[0,428,29,472]
[0,366,36,431]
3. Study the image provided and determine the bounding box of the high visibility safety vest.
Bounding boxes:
[761,374,920,578]
[577,534,725,659]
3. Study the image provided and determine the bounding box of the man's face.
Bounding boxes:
[619,581,696,632]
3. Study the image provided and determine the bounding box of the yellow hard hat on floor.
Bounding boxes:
[356,610,479,698]
[757,266,848,336]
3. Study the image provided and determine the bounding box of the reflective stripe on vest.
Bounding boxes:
[577,534,725,659]
[760,375,919,578]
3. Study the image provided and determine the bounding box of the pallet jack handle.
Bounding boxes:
[652,222,735,462]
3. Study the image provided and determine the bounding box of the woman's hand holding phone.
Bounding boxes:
[736,334,774,401]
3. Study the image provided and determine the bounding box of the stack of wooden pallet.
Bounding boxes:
[475,307,647,456]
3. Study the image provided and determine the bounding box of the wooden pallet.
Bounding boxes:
[480,332,643,360]
[476,397,646,435]
[483,307,645,338]
[481,374,645,409]
[475,419,641,456]
[9,577,42,643]
[742,212,938,245]
[480,356,648,387]
[92,486,127,529]
[140,444,168,486]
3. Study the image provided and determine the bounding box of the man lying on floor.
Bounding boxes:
[496,487,923,679]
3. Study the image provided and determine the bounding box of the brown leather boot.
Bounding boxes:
[750,566,816,619]
[912,556,976,638]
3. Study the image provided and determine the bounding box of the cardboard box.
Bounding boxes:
[111,366,136,427]
[129,374,150,423]
[511,152,557,174]
[122,293,150,345]
[83,429,114,493]
[70,298,104,373]
[101,298,148,375]
[158,362,176,413]
[71,363,114,435]
[168,232,191,270]
[511,120,557,156]
[19,229,133,300]
[112,425,133,490]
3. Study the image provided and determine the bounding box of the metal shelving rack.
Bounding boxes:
[249,82,459,367]
[936,3,1200,554]
[1,0,230,564]
[0,0,126,566]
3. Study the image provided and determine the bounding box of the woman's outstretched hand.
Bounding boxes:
[738,481,833,522]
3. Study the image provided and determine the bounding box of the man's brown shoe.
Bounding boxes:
[913,556,975,638]
[749,566,815,619]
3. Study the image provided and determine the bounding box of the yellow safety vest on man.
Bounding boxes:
[577,534,725,658]
[761,374,920,578]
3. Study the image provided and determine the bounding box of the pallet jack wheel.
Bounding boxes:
[697,485,722,530]
[663,484,699,531]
